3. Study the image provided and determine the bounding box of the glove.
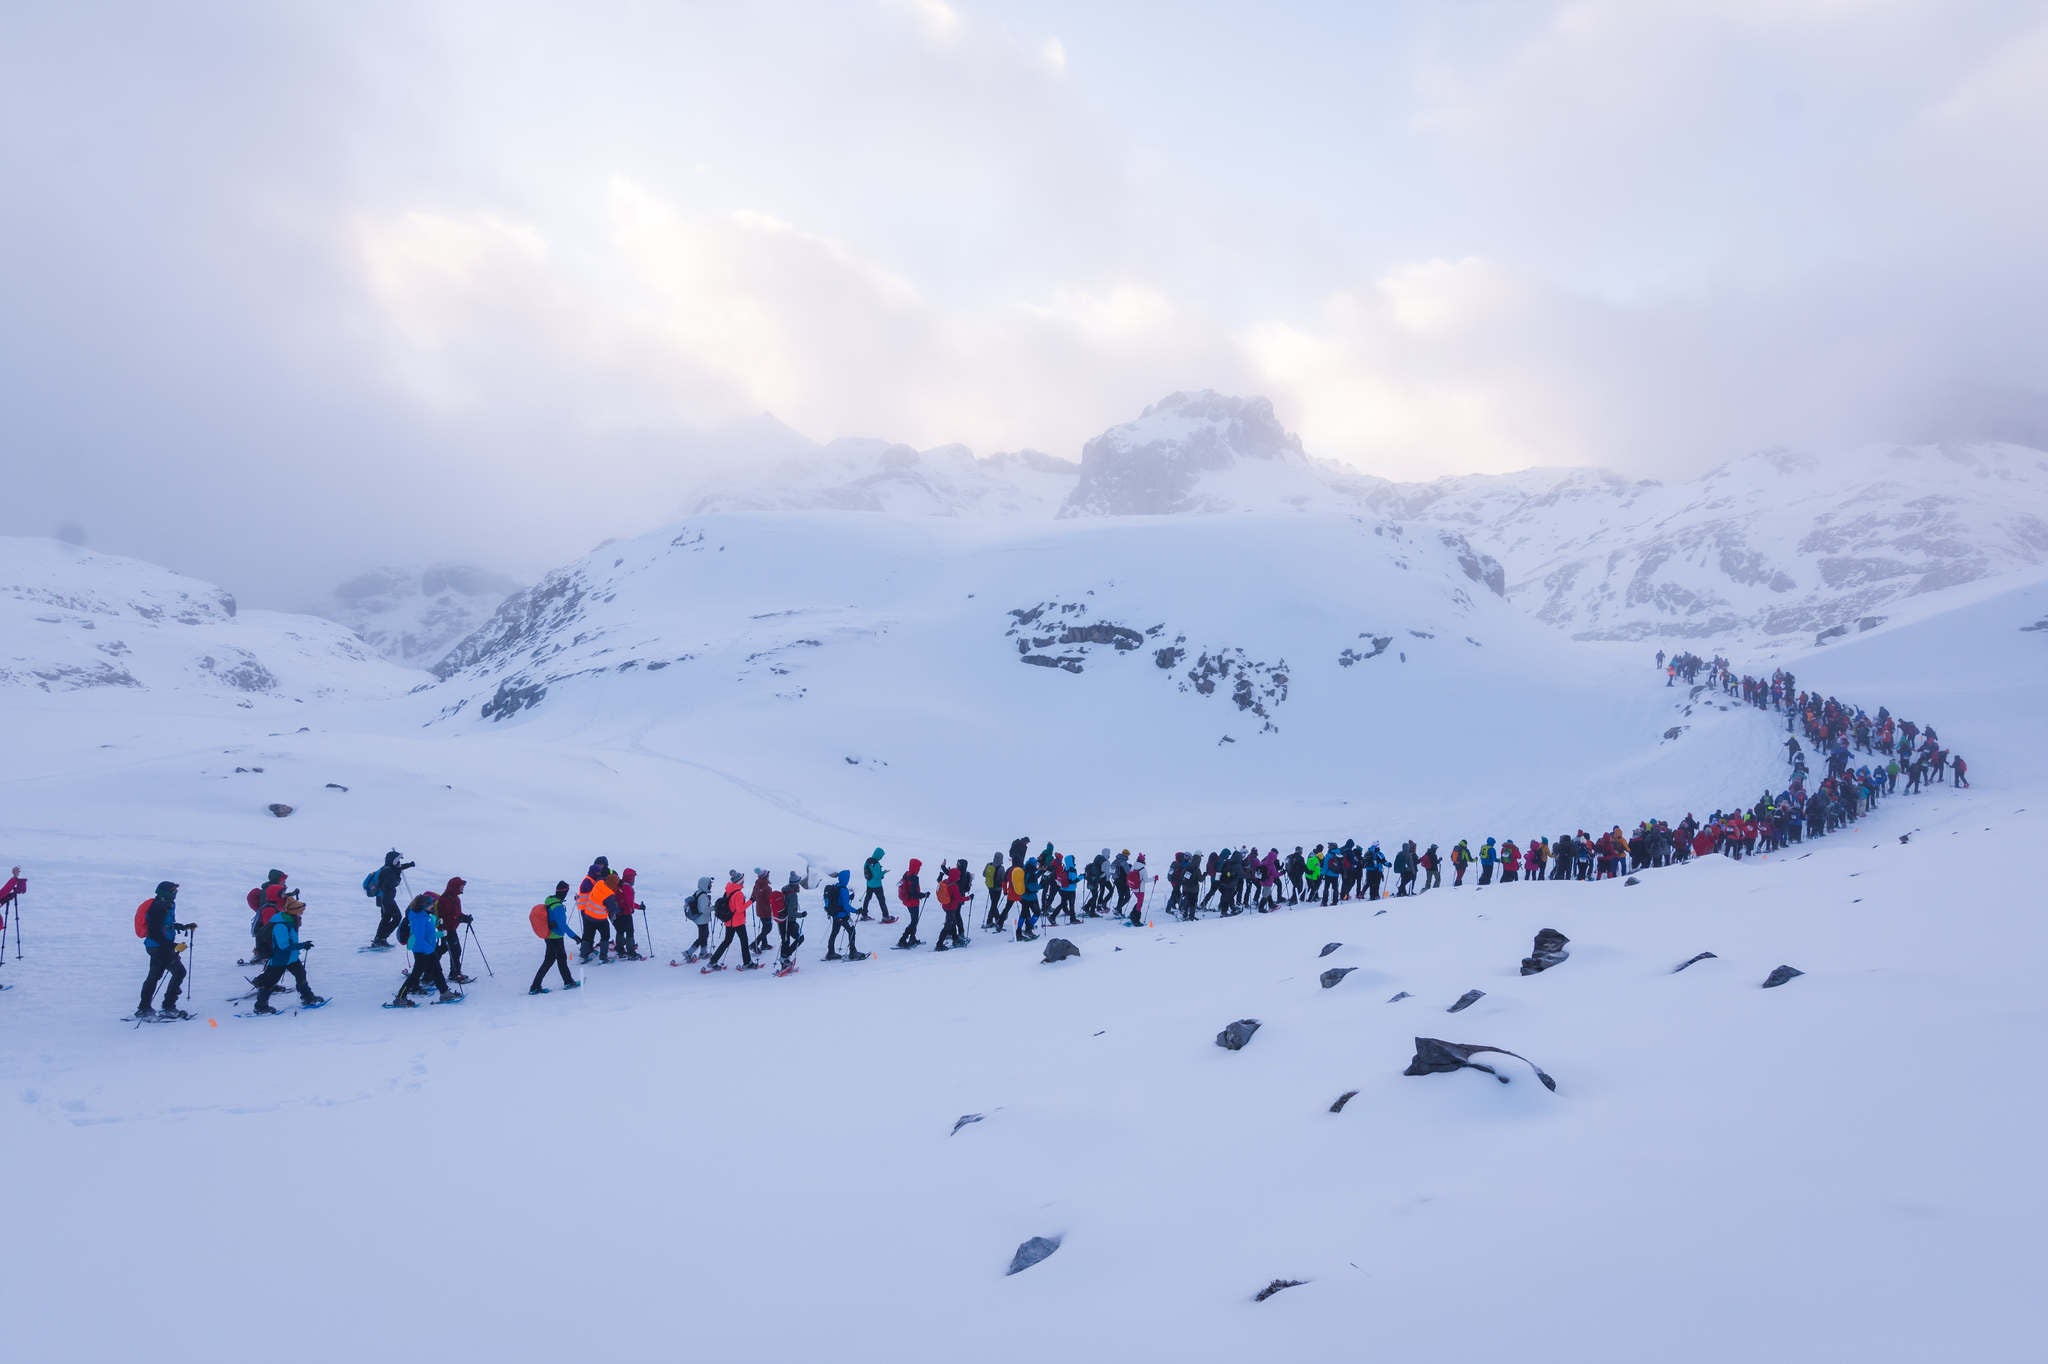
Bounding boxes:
[570,933,583,943]
[174,943,187,954]
[300,941,315,950]
[177,923,196,932]
[462,915,474,925]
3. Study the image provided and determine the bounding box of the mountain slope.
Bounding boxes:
[312,563,522,670]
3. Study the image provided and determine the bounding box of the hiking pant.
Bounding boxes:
[579,914,610,961]
[439,930,464,980]
[614,913,637,958]
[1478,864,1494,886]
[1115,883,1131,915]
[777,917,801,965]
[827,917,857,957]
[254,961,313,1009]
[1424,866,1440,890]
[939,907,965,947]
[987,883,1001,915]
[711,922,753,967]
[1453,865,1466,886]
[689,921,711,954]
[898,902,922,947]
[1288,872,1304,903]
[400,951,450,999]
[251,916,273,964]
[140,945,186,1012]
[373,894,402,946]
[752,908,773,955]
[860,886,887,919]
[531,939,575,991]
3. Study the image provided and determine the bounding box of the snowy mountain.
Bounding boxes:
[1058,390,1324,516]
[311,563,522,671]
[0,537,415,704]
[1368,443,2048,645]
[685,439,1077,518]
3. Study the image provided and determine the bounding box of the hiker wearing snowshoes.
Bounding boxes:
[369,850,414,947]
[983,854,1003,925]
[749,869,776,955]
[135,881,194,1019]
[1450,840,1471,887]
[252,893,323,1014]
[247,868,287,965]
[611,868,642,960]
[776,872,807,971]
[1016,859,1041,941]
[860,849,888,921]
[707,872,757,970]
[823,869,866,961]
[393,893,458,1006]
[682,877,716,963]
[935,860,969,950]
[896,858,926,948]
[576,858,615,964]
[529,883,581,994]
[1126,854,1148,926]
[435,877,474,984]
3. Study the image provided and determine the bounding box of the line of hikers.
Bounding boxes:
[108,654,1968,1018]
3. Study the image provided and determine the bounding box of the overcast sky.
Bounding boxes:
[4,0,2045,602]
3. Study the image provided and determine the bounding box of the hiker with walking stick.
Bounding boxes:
[434,876,475,984]
[134,882,195,1020]
[0,865,21,964]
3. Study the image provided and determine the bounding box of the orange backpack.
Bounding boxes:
[529,904,550,939]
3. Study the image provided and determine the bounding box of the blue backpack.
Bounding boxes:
[362,869,380,899]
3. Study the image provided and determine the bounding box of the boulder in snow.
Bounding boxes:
[1319,942,1342,958]
[325,782,349,792]
[950,1113,985,1137]
[1041,937,1080,964]
[1403,1037,1557,1092]
[1006,1235,1061,1276]
[1387,991,1412,1003]
[1319,967,1355,989]
[1216,1018,1261,1051]
[1519,927,1570,975]
[1762,964,1805,988]
[1624,875,1640,886]
[266,803,294,818]
[1254,1278,1308,1302]
[1329,1091,1359,1114]
[1447,989,1485,1013]
[1673,951,1717,973]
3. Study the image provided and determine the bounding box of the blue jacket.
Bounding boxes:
[826,871,853,918]
[406,905,440,956]
[1480,840,1497,866]
[545,896,575,939]
[864,852,885,889]
[269,915,304,966]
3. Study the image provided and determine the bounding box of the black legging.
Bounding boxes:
[439,930,464,980]
[373,894,402,946]
[689,920,710,955]
[531,938,575,991]
[399,951,450,1000]
[710,920,753,967]
[614,913,637,958]
[860,886,887,919]
[938,907,965,948]
[828,916,858,956]
[254,961,313,1008]
[140,945,186,1012]
[776,916,801,965]
[897,900,923,947]
[579,914,611,961]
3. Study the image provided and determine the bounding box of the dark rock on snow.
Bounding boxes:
[1519,927,1570,975]
[1319,942,1342,958]
[1673,951,1718,973]
[950,1113,985,1137]
[1319,967,1355,989]
[1762,964,1805,989]
[1624,875,1641,886]
[1041,937,1080,964]
[1254,1278,1308,1302]
[1006,1236,1062,1276]
[324,783,349,792]
[1403,1037,1558,1092]
[1328,1091,1358,1114]
[1387,991,1412,1003]
[1216,1018,1262,1050]
[1447,989,1485,1013]
[266,803,293,818]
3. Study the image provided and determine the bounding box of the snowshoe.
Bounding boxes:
[737,962,765,972]
[700,963,728,974]
[450,974,477,985]
[823,951,843,961]
[562,980,581,990]
[253,1003,281,1015]
[300,997,330,1010]
[879,915,900,925]
[359,943,396,953]
[383,998,419,1009]
[432,993,465,1005]
[131,1006,155,1020]
[773,963,799,977]
[846,950,871,961]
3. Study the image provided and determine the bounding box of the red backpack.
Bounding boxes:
[529,904,550,938]
[134,899,153,938]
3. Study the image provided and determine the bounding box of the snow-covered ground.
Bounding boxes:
[3,531,2044,1361]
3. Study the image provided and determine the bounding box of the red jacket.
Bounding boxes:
[436,877,467,932]
[1692,831,1717,857]
[898,859,924,908]
[612,869,639,917]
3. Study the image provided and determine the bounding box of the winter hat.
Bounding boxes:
[155,880,179,899]
[621,869,636,883]
[266,868,286,884]
[696,876,714,893]
[555,881,571,896]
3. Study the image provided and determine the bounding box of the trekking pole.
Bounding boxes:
[465,921,494,978]
[12,889,21,959]
[183,924,197,1000]
[641,902,655,958]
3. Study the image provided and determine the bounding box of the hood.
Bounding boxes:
[589,858,609,876]
[836,870,852,887]
[872,847,885,859]
[907,858,922,874]
[696,877,714,893]
[443,877,466,896]
[384,850,402,866]
[266,868,286,884]
[154,880,178,901]
[621,868,636,883]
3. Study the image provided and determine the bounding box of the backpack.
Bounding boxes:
[134,899,152,939]
[246,886,263,912]
[684,892,711,924]
[529,904,550,939]
[362,869,380,898]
